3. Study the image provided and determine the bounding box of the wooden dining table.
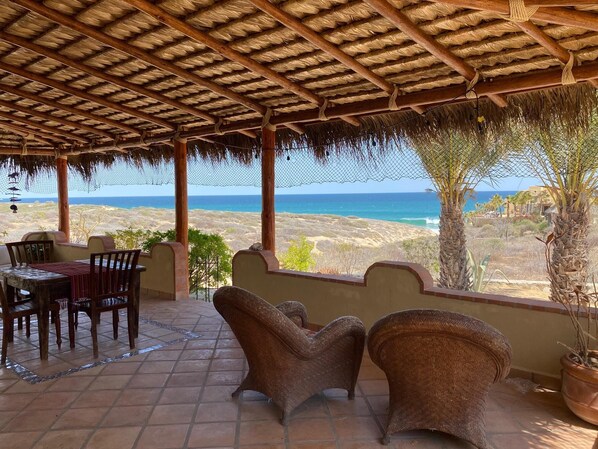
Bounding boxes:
[0,260,145,360]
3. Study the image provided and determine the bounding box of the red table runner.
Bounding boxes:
[30,261,93,301]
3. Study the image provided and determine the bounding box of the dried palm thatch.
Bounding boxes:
[0,0,597,177]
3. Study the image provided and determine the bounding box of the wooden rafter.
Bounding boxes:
[249,0,434,116]
[66,61,598,155]
[0,148,55,156]
[429,0,598,32]
[0,120,67,145]
[364,0,508,108]
[126,0,320,107]
[0,98,113,139]
[0,84,139,135]
[123,0,359,128]
[250,0,394,94]
[0,32,216,124]
[0,110,87,143]
[0,62,172,130]
[515,21,570,64]
[11,0,268,115]
[526,1,597,5]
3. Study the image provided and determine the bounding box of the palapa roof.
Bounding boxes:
[1,0,598,170]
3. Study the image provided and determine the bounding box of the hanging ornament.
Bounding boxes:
[6,164,21,214]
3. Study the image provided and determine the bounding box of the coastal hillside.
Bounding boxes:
[0,202,434,273]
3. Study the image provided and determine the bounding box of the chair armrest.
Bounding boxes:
[307,316,365,357]
[276,301,308,328]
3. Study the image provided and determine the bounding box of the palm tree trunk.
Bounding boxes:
[438,196,471,291]
[550,196,590,302]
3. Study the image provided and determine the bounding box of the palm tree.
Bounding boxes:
[521,117,598,301]
[406,129,510,291]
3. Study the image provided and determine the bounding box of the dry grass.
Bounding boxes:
[4,202,597,302]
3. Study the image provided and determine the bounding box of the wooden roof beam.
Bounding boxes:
[589,79,598,88]
[126,0,321,107]
[0,110,87,143]
[0,62,172,130]
[0,147,55,156]
[428,0,598,32]
[526,1,598,5]
[0,120,67,145]
[0,98,113,139]
[124,0,358,128]
[515,21,570,64]
[0,84,139,135]
[0,31,216,124]
[249,0,438,115]
[12,0,267,115]
[78,61,598,154]
[364,0,507,108]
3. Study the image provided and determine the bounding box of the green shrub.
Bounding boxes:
[107,227,152,250]
[280,235,316,271]
[401,236,440,275]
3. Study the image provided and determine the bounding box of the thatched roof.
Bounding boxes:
[1,0,598,173]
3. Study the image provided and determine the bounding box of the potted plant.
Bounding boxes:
[540,233,598,424]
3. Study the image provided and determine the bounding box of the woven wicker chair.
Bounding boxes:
[213,286,365,424]
[368,309,512,448]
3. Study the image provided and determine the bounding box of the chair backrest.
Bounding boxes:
[368,309,512,382]
[89,250,141,302]
[0,280,9,312]
[213,286,310,360]
[6,240,54,266]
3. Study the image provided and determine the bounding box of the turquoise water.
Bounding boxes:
[19,191,515,230]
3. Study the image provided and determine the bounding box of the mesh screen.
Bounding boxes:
[0,144,550,195]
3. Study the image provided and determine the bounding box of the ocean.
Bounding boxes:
[17,191,516,230]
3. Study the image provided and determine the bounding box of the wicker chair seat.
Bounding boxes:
[367,309,512,448]
[214,286,365,424]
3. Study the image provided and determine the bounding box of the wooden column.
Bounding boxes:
[56,156,70,241]
[174,137,188,250]
[174,137,189,297]
[261,127,276,253]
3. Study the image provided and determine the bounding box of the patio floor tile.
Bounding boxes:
[0,296,595,449]
[85,426,141,449]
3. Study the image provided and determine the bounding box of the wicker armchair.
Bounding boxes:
[213,286,365,424]
[368,309,512,448]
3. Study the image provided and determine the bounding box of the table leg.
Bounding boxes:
[4,284,15,343]
[134,273,140,338]
[36,286,50,361]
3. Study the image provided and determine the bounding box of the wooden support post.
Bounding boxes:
[174,138,188,250]
[56,156,69,241]
[261,127,276,253]
[174,137,189,296]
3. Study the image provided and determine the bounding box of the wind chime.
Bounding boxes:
[6,164,21,213]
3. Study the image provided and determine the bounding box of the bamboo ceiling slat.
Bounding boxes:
[0,0,596,162]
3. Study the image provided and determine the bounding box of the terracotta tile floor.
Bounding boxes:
[0,296,595,449]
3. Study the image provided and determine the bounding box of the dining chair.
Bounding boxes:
[0,280,62,364]
[5,240,61,338]
[67,249,141,358]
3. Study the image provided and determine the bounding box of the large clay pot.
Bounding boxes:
[561,353,598,425]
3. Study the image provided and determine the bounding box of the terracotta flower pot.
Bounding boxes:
[561,353,598,425]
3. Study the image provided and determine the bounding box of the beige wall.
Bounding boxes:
[233,250,579,386]
[18,231,188,300]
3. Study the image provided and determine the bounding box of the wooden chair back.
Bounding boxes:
[6,240,54,266]
[89,250,141,304]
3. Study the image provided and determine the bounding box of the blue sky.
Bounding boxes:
[20,176,541,198]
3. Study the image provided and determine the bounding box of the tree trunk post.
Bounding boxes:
[174,137,189,296]
[261,127,276,253]
[56,155,70,241]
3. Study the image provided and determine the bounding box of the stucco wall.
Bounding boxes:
[233,250,579,386]
[17,231,188,300]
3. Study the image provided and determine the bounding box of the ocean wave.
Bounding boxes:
[401,217,440,225]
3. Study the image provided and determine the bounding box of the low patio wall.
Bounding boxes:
[233,249,579,388]
[17,231,188,300]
